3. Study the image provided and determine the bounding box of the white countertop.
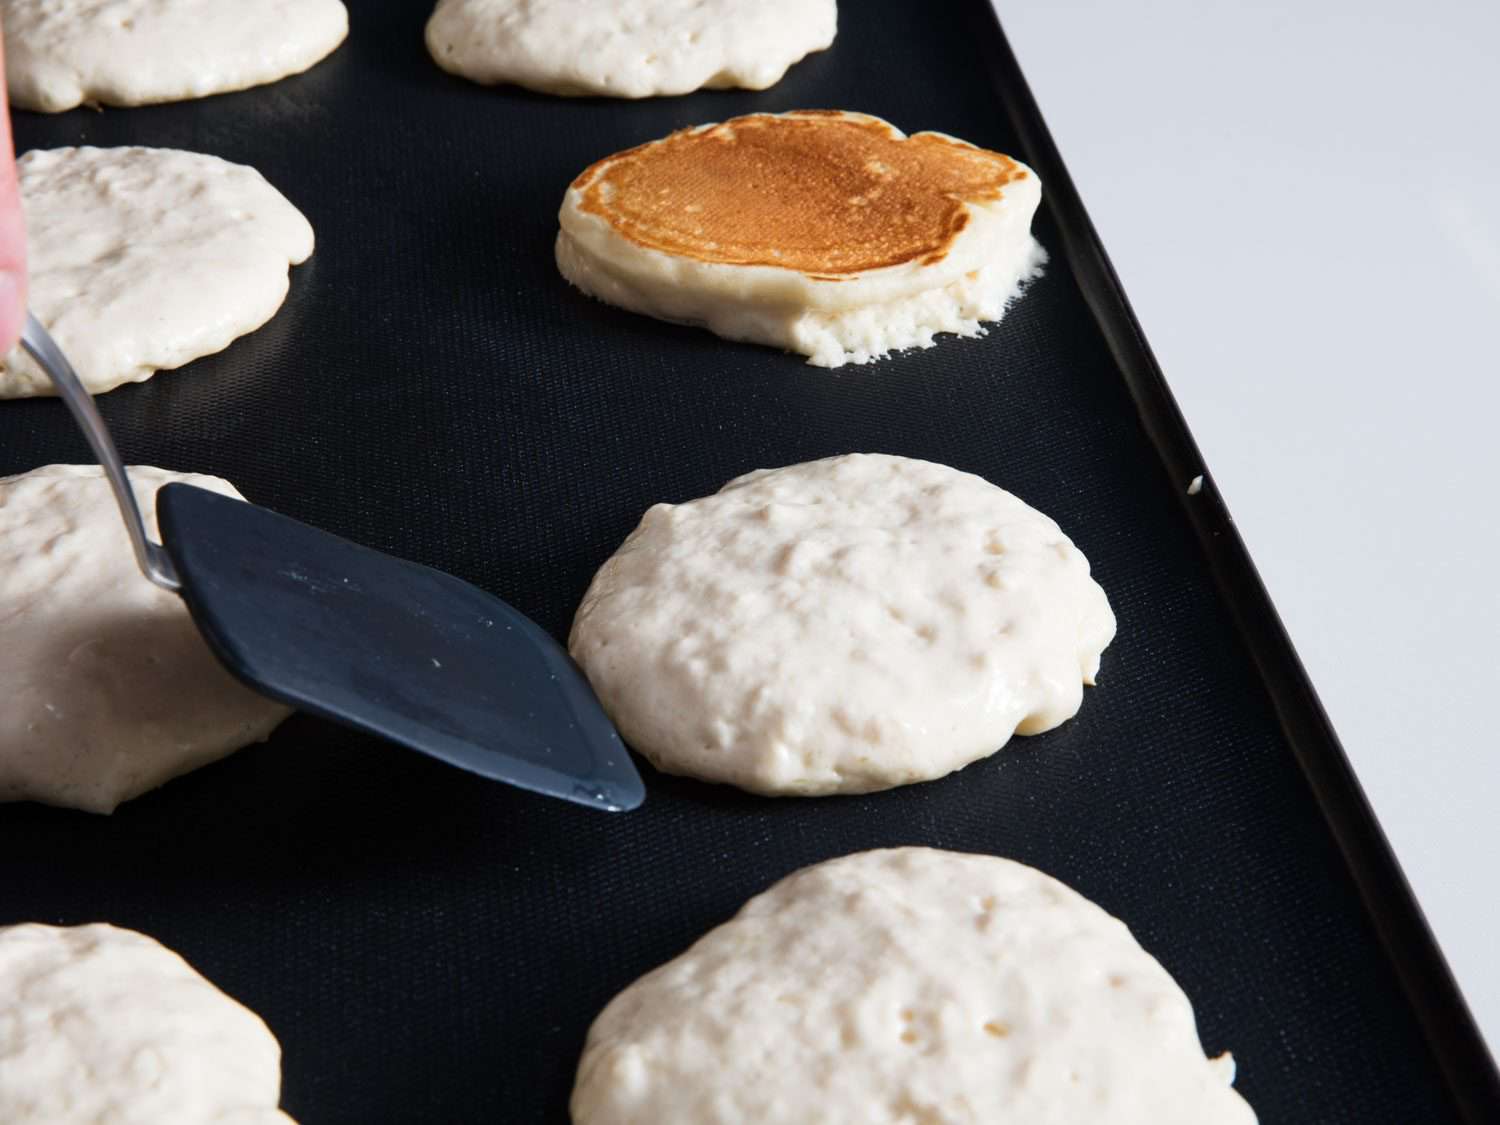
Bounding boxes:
[996,0,1499,1052]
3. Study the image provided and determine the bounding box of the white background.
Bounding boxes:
[996,0,1499,1051]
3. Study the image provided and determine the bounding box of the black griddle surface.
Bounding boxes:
[0,1,1478,1121]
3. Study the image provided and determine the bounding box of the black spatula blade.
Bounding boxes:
[156,483,644,812]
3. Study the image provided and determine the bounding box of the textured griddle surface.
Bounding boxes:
[0,1,1457,1121]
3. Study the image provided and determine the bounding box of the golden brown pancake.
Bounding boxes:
[556,111,1046,368]
[573,111,1029,275]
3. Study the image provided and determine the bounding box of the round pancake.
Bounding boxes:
[0,465,292,814]
[574,111,1028,274]
[0,923,294,1123]
[0,147,313,399]
[2,0,348,113]
[557,111,1045,366]
[571,848,1256,1125]
[568,454,1115,796]
[425,0,835,98]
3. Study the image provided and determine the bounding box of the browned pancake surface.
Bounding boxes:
[574,112,1027,275]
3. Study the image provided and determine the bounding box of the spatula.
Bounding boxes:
[19,313,644,813]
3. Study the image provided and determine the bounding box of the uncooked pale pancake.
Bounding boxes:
[0,923,295,1123]
[572,848,1256,1124]
[2,0,348,113]
[557,111,1045,367]
[0,465,292,814]
[569,454,1114,796]
[426,0,835,98]
[0,147,314,399]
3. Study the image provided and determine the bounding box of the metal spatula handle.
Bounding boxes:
[19,313,180,592]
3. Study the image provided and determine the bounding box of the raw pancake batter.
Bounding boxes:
[0,922,296,1123]
[0,465,292,813]
[426,0,835,98]
[570,454,1115,795]
[572,848,1256,1124]
[0,147,314,398]
[2,0,349,112]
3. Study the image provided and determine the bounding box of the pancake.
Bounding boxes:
[556,111,1045,367]
[571,848,1256,1124]
[2,0,348,113]
[0,147,313,399]
[0,465,292,814]
[425,0,835,98]
[568,454,1115,796]
[0,923,295,1123]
